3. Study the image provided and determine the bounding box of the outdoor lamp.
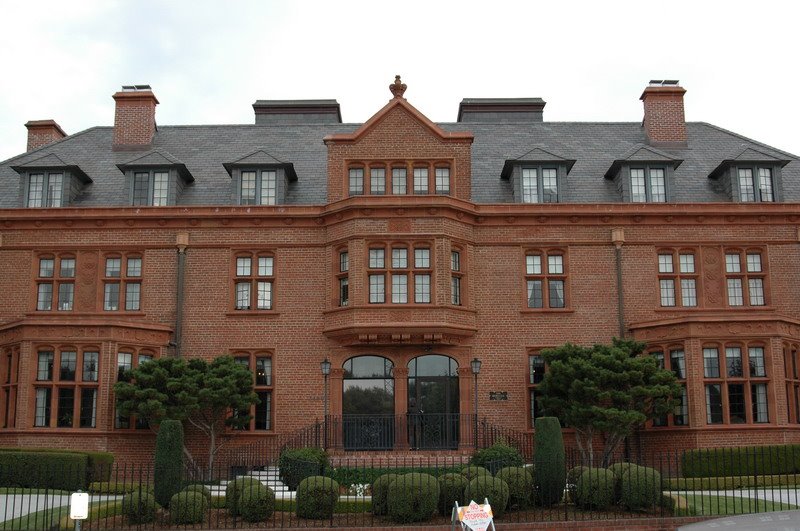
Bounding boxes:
[471,357,482,375]
[320,358,331,375]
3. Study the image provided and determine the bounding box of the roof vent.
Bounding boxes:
[121,85,153,92]
[648,80,680,87]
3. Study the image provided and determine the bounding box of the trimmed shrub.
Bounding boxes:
[370,473,398,516]
[239,482,275,522]
[225,477,264,516]
[574,468,615,510]
[608,462,643,501]
[89,481,154,494]
[0,451,88,490]
[682,445,800,478]
[665,473,800,491]
[170,490,208,524]
[566,466,591,502]
[620,466,662,511]
[496,466,534,510]
[438,473,468,516]
[183,484,212,501]
[465,476,510,518]
[461,465,491,481]
[471,442,524,473]
[533,417,565,506]
[296,476,339,519]
[154,420,184,507]
[0,447,113,483]
[387,473,439,523]
[279,448,328,490]
[122,488,159,524]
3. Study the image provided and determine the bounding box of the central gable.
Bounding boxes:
[324,78,474,203]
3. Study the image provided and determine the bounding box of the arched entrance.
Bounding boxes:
[342,355,394,450]
[408,354,460,450]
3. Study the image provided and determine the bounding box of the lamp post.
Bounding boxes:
[471,357,482,449]
[320,358,331,449]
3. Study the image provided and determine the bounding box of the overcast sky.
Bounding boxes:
[1,0,798,163]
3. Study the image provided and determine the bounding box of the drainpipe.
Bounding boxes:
[611,228,626,338]
[174,232,189,358]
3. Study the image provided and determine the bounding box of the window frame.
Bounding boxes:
[724,248,768,308]
[656,249,700,308]
[232,252,276,312]
[649,346,689,428]
[25,171,65,208]
[736,165,777,203]
[34,253,76,312]
[523,249,568,310]
[32,345,101,429]
[451,247,465,306]
[520,166,560,204]
[366,242,434,305]
[232,351,274,431]
[0,346,20,429]
[130,169,172,207]
[238,168,278,206]
[702,341,771,426]
[114,348,157,430]
[101,253,143,312]
[346,161,452,197]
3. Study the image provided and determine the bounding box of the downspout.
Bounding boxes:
[174,232,189,358]
[611,228,626,338]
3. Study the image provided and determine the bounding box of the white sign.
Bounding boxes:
[458,500,493,531]
[70,492,89,520]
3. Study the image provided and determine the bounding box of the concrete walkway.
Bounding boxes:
[673,486,800,506]
[0,494,121,523]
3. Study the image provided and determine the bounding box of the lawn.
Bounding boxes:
[676,493,797,516]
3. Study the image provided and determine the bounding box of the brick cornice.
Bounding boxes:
[629,313,800,342]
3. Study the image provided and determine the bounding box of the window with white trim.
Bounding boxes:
[525,251,566,309]
[27,172,64,207]
[233,253,275,311]
[103,254,143,311]
[36,254,75,312]
[725,250,767,307]
[367,244,432,304]
[240,169,277,205]
[738,167,774,202]
[657,251,698,307]
[34,347,100,429]
[132,170,170,206]
[630,167,667,203]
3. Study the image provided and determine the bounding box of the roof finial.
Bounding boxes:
[389,75,407,99]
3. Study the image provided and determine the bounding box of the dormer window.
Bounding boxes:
[738,167,774,202]
[501,149,575,204]
[132,170,169,206]
[630,166,666,203]
[27,172,63,207]
[521,167,558,203]
[604,145,682,203]
[118,150,194,207]
[13,153,92,208]
[240,169,277,205]
[226,150,295,206]
[708,148,788,203]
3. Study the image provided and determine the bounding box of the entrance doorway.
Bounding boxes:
[408,355,459,449]
[342,356,394,450]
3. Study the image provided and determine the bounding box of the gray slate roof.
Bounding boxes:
[1,120,798,208]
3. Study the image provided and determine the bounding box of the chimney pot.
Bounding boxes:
[640,80,687,147]
[112,85,159,150]
[24,119,67,151]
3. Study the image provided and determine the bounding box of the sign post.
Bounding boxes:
[70,491,89,531]
[451,499,495,531]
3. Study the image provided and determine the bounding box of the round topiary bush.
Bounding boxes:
[122,488,159,524]
[608,462,644,502]
[566,465,591,502]
[169,490,208,524]
[620,466,662,511]
[370,473,398,516]
[239,482,276,522]
[495,466,534,510]
[225,477,264,516]
[387,473,440,523]
[461,465,491,481]
[574,468,615,510]
[464,476,510,518]
[471,442,524,473]
[296,476,339,519]
[183,484,212,501]
[438,473,468,516]
[279,448,329,490]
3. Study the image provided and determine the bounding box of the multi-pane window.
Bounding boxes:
[240,169,278,205]
[738,167,775,202]
[233,353,273,431]
[132,170,170,206]
[233,253,275,310]
[528,354,546,427]
[525,251,566,309]
[435,167,450,195]
[348,168,364,196]
[368,245,432,304]
[347,162,450,196]
[115,351,154,429]
[370,168,386,195]
[338,250,349,307]
[392,167,407,194]
[0,347,20,429]
[657,251,698,307]
[785,346,800,424]
[451,250,463,305]
[725,250,766,307]
[27,172,64,207]
[651,348,688,427]
[103,255,143,311]
[36,254,76,312]
[33,348,100,429]
[413,168,429,194]
[521,168,558,203]
[703,344,770,425]
[630,167,667,203]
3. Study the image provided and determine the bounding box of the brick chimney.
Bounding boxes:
[640,80,687,147]
[25,120,66,151]
[112,85,159,150]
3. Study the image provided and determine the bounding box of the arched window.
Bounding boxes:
[342,356,394,415]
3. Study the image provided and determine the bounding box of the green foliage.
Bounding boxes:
[0,447,112,483]
[495,466,533,510]
[154,419,183,507]
[620,466,662,511]
[0,451,88,490]
[574,468,615,510]
[296,476,339,519]
[461,465,491,481]
[170,490,208,524]
[239,482,275,522]
[328,465,459,487]
[471,442,524,473]
[183,484,212,501]
[566,466,591,501]
[370,473,398,516]
[665,473,800,490]
[438,473,469,516]
[122,489,159,524]
[89,481,153,494]
[387,473,439,523]
[533,417,566,506]
[682,445,800,478]
[539,339,681,466]
[465,476,510,518]
[279,448,329,490]
[608,462,642,500]
[225,477,264,516]
[115,355,259,473]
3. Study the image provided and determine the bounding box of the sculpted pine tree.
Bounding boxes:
[115,355,258,475]
[538,338,680,467]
